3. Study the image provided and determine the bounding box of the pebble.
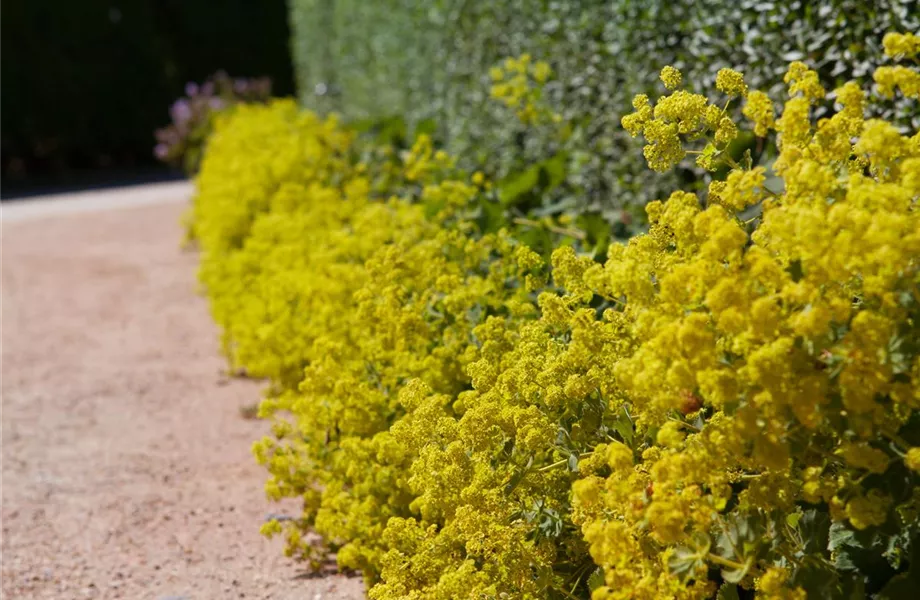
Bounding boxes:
[264,513,293,522]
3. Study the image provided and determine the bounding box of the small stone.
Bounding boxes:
[263,513,293,522]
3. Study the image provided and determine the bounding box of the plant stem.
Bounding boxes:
[513,217,587,240]
[881,428,911,451]
[538,458,568,472]
[668,417,701,432]
[706,552,759,577]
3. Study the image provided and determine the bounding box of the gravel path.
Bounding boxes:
[1,187,364,599]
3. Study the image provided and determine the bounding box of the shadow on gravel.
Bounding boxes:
[1,166,185,201]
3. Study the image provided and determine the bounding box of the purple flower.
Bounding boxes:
[155,72,275,174]
[170,99,192,125]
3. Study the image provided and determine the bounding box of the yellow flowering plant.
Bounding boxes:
[195,99,589,592]
[578,35,920,599]
[193,36,920,600]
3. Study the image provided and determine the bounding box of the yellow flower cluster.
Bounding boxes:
[660,66,682,91]
[872,33,920,100]
[490,54,561,126]
[622,67,751,172]
[715,68,748,97]
[194,37,920,600]
[192,100,360,385]
[576,43,920,600]
[883,32,920,59]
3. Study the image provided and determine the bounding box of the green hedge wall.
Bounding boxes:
[289,0,919,229]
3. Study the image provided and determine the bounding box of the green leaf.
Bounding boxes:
[790,563,842,598]
[798,508,830,555]
[721,556,754,584]
[668,532,712,581]
[424,195,447,219]
[503,455,533,495]
[576,212,611,252]
[829,521,899,586]
[587,567,606,592]
[567,452,579,472]
[716,582,740,600]
[413,117,438,138]
[841,576,867,599]
[700,142,717,164]
[716,512,758,558]
[876,572,920,600]
[828,522,860,571]
[877,538,920,600]
[475,198,506,233]
[668,545,706,580]
[536,506,563,539]
[497,152,568,208]
[612,406,634,446]
[540,151,568,190]
[498,165,541,206]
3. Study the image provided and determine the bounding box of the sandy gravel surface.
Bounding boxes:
[1,194,364,599]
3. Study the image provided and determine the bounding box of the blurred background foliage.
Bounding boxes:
[154,73,273,176]
[289,0,919,234]
[1,0,294,195]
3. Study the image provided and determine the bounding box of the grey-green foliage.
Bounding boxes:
[289,0,442,118]
[289,0,919,232]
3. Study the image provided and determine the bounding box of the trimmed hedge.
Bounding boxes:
[193,39,920,599]
[288,0,919,231]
